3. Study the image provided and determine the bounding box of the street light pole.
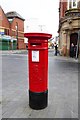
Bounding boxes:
[38,25,45,32]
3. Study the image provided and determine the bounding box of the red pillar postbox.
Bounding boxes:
[24,33,52,110]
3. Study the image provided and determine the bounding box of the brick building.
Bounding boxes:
[0,6,26,50]
[58,0,80,57]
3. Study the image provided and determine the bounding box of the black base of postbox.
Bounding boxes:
[29,90,48,110]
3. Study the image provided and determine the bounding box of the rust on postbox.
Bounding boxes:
[24,33,52,110]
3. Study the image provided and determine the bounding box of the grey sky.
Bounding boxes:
[1,0,59,37]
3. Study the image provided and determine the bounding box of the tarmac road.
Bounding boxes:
[1,53,79,118]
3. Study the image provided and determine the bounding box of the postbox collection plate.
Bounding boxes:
[32,51,39,62]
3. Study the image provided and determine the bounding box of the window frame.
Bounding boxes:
[72,0,77,8]
[68,0,77,9]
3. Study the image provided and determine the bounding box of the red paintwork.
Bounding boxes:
[24,33,52,92]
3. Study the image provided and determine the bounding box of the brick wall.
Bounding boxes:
[59,1,67,19]
[0,7,10,29]
[10,18,26,49]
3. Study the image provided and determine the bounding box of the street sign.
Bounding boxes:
[0,29,4,35]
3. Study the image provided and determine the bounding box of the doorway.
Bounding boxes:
[70,33,78,57]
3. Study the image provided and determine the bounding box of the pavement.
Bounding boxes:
[1,49,79,63]
[0,49,79,119]
[1,50,28,54]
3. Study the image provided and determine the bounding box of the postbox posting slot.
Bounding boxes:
[30,43,41,46]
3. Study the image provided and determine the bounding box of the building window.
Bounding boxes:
[73,0,77,8]
[8,18,13,23]
[68,0,77,9]
[4,29,9,35]
[70,0,72,8]
[7,29,9,35]
[4,29,7,35]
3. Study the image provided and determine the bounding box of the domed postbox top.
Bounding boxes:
[24,33,52,39]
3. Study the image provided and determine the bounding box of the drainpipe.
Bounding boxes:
[76,30,80,59]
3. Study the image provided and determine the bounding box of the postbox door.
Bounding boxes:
[28,42,48,92]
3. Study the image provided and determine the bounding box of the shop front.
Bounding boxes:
[0,35,17,50]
